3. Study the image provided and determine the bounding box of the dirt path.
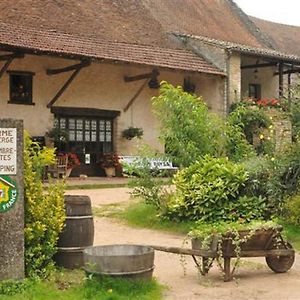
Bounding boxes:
[68,188,300,300]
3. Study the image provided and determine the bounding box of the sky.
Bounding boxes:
[234,0,300,26]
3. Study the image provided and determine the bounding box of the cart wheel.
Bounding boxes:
[265,242,295,273]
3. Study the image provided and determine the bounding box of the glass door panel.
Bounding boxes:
[54,116,113,176]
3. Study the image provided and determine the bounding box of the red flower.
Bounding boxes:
[255,98,281,108]
[99,153,120,168]
[58,152,80,168]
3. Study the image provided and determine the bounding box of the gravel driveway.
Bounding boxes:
[68,188,300,300]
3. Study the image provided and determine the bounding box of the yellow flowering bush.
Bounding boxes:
[24,133,65,278]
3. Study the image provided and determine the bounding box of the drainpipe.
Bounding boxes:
[225,50,231,116]
[278,62,284,98]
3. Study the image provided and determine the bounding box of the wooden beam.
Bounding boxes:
[47,67,82,108]
[147,245,217,258]
[0,53,24,61]
[278,62,284,98]
[46,60,90,75]
[124,69,159,82]
[0,57,15,79]
[123,79,148,112]
[51,106,120,118]
[241,62,278,69]
[274,68,300,75]
[288,73,292,106]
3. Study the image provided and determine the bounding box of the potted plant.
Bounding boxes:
[46,126,69,147]
[122,127,143,140]
[99,153,120,177]
[58,152,81,177]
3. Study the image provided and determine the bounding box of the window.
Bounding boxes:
[8,71,34,105]
[249,84,261,100]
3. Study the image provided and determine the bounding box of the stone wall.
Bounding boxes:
[227,53,241,106]
[0,119,24,280]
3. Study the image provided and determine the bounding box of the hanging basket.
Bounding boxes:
[122,127,143,140]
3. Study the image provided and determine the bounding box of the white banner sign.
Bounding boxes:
[0,128,17,175]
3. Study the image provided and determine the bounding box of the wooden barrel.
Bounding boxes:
[54,195,94,269]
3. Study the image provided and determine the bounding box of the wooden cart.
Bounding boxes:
[149,226,295,281]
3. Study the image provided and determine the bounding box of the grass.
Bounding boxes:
[280,221,300,251]
[93,200,195,235]
[64,177,172,190]
[65,183,127,190]
[0,269,164,300]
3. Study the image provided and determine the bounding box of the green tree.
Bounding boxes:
[152,82,225,167]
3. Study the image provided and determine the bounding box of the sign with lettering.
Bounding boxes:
[0,128,17,175]
[0,175,18,213]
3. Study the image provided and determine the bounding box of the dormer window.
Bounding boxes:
[8,71,34,105]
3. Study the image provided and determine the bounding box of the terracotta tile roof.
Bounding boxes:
[176,33,300,63]
[250,17,300,58]
[0,0,265,49]
[0,22,225,76]
[0,0,299,73]
[142,0,265,48]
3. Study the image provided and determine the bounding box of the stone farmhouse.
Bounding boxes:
[0,0,299,175]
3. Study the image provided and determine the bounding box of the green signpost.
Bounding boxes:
[0,175,18,213]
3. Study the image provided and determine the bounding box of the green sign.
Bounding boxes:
[0,175,18,213]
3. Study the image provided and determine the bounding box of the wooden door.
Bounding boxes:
[55,116,113,176]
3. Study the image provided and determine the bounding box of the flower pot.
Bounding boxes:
[104,167,115,177]
[66,168,73,178]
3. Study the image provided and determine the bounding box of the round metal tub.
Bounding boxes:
[83,244,154,280]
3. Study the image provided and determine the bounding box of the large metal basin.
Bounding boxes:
[83,244,155,280]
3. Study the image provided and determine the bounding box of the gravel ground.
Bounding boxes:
[67,188,300,300]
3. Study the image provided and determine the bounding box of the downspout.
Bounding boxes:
[225,49,231,116]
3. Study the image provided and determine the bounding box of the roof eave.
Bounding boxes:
[0,43,226,77]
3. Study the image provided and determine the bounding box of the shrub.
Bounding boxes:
[127,152,169,210]
[152,82,226,167]
[225,121,256,162]
[226,102,273,159]
[283,194,300,226]
[242,143,300,218]
[285,78,300,140]
[228,102,271,144]
[242,156,280,216]
[276,142,300,195]
[227,195,267,222]
[163,155,248,222]
[24,133,65,278]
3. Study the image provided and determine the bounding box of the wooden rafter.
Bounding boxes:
[241,62,278,69]
[0,52,24,61]
[0,57,14,79]
[46,60,91,108]
[274,68,300,75]
[0,52,25,79]
[46,60,90,75]
[123,79,149,112]
[47,67,83,108]
[124,69,159,82]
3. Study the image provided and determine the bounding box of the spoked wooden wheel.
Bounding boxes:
[266,242,295,273]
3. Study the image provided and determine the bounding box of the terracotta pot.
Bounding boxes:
[104,167,115,177]
[66,168,73,178]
